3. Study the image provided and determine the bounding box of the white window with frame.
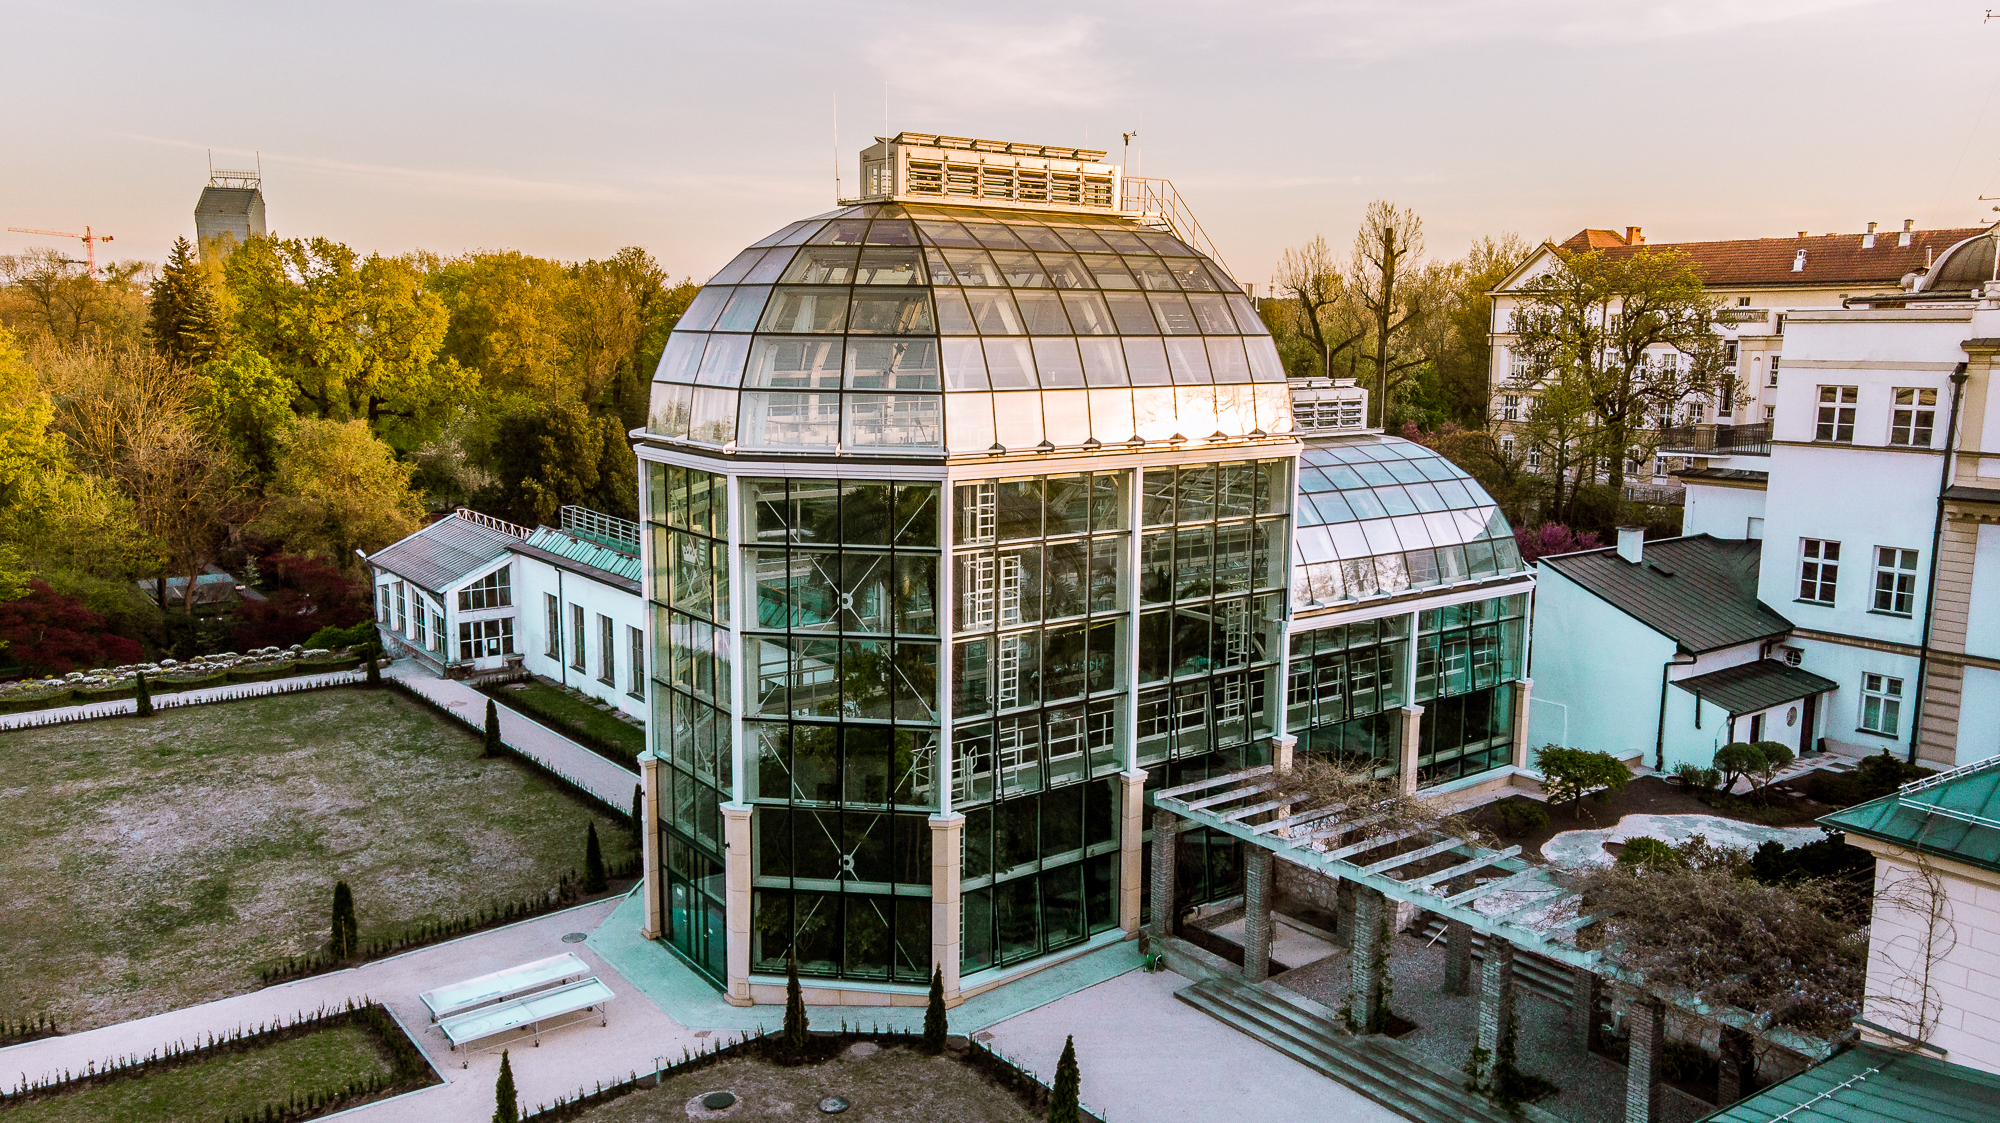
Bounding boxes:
[1500,435,1516,457]
[394,582,406,633]
[1723,339,1739,369]
[1768,356,1781,388]
[1526,445,1542,469]
[1815,385,1856,442]
[459,566,511,610]
[597,614,615,686]
[544,594,561,659]
[458,617,515,660]
[1872,547,1919,616]
[1860,672,1902,736]
[431,611,446,655]
[1508,348,1529,382]
[1684,400,1706,425]
[1654,457,1669,479]
[1889,387,1937,447]
[377,583,390,622]
[571,603,587,672]
[414,596,428,649]
[627,625,645,699]
[1798,539,1840,605]
[1763,404,1775,423]
[1501,394,1519,421]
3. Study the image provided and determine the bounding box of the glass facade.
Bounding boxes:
[1292,436,1525,606]
[647,464,732,982]
[743,478,942,983]
[645,205,1294,456]
[1285,616,1411,772]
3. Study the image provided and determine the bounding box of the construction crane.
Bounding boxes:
[7,225,115,279]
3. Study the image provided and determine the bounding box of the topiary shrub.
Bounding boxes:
[583,821,607,893]
[1673,761,1722,794]
[1049,1035,1081,1123]
[1492,799,1550,838]
[494,1048,519,1123]
[781,951,809,1059]
[134,670,153,717]
[329,881,359,959]
[1712,742,1765,795]
[1616,836,1683,869]
[1535,746,1630,818]
[923,966,947,1055]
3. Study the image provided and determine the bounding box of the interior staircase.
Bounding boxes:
[1176,975,1540,1123]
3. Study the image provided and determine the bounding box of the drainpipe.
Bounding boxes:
[556,566,568,690]
[1655,652,1697,771]
[1908,361,1971,765]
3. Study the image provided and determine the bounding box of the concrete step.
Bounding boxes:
[1177,977,1521,1123]
[1416,920,1577,1007]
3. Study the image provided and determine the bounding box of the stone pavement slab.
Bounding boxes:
[981,968,1406,1123]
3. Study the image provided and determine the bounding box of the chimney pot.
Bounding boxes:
[1904,219,1915,232]
[1625,226,1644,245]
[1867,221,1878,234]
[1617,526,1645,565]
[1798,231,1809,239]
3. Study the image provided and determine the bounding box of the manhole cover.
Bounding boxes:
[848,1042,878,1057]
[818,1097,852,1114]
[561,932,588,943]
[701,1091,737,1110]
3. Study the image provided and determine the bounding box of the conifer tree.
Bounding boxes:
[583,821,607,892]
[365,643,382,687]
[483,697,501,756]
[1049,1035,1080,1123]
[134,671,153,716]
[148,236,226,368]
[783,951,809,1056]
[493,1049,519,1123]
[630,783,643,845]
[330,881,358,959]
[923,966,947,1054]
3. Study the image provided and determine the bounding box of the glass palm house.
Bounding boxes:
[633,134,1532,1008]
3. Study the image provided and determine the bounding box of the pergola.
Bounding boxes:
[1147,757,1830,1123]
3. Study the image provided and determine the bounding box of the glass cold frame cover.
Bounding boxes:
[646,204,1294,454]
[1291,435,1524,606]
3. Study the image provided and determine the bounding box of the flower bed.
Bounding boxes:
[0,647,365,714]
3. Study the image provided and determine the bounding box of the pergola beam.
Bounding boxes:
[1154,765,1272,800]
[1220,793,1304,823]
[1404,846,1522,889]
[1442,868,1547,908]
[1360,836,1466,876]
[1182,779,1279,812]
[1302,810,1390,843]
[1251,801,1353,836]
[1320,826,1422,862]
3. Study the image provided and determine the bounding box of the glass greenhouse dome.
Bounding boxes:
[645,205,1293,455]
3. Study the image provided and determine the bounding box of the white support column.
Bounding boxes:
[639,752,664,939]
[1399,704,1425,795]
[1119,769,1148,934]
[1512,677,1534,769]
[721,802,753,1006]
[930,813,965,1006]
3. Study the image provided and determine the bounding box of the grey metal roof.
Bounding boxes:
[195,185,260,217]
[1539,535,1793,654]
[1671,660,1838,717]
[367,516,518,594]
[1703,1044,2000,1123]
[520,528,643,590]
[1674,467,1769,486]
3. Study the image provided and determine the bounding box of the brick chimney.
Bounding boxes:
[1625,226,1645,245]
[1617,526,1645,564]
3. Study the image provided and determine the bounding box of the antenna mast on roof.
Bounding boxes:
[833,93,842,202]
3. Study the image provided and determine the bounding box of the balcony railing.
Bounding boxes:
[1654,422,1772,456]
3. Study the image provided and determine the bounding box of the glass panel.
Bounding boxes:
[1124,339,1171,386]
[941,338,990,390]
[758,287,850,333]
[1042,389,1092,447]
[1039,253,1093,289]
[689,388,739,443]
[992,391,1045,448]
[708,250,766,286]
[1105,293,1159,334]
[992,250,1050,287]
[933,288,975,333]
[846,337,940,390]
[1150,294,1200,335]
[1032,337,1085,387]
[656,332,705,383]
[854,247,924,284]
[1088,388,1134,438]
[1166,339,1213,385]
[847,290,935,334]
[984,338,1037,390]
[843,394,942,449]
[747,337,843,389]
[942,248,1003,287]
[695,333,751,385]
[1016,291,1073,335]
[1080,253,1137,289]
[1061,292,1116,336]
[778,245,860,284]
[944,391,996,451]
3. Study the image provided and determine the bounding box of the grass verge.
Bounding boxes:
[481,678,644,765]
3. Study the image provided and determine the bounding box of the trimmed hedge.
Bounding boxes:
[0,657,362,715]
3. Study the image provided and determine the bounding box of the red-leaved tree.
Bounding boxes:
[229,554,369,650]
[1514,524,1603,565]
[0,581,145,675]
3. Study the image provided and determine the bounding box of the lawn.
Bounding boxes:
[0,686,637,1031]
[488,678,646,764]
[1,1024,398,1123]
[574,1046,1041,1123]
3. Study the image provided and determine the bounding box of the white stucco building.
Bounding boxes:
[1532,229,2000,770]
[364,506,649,721]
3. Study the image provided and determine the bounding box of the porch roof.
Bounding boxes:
[1671,660,1838,717]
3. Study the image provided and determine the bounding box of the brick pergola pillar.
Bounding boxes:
[638,752,664,939]
[1242,848,1275,983]
[1717,1025,1755,1105]
[1442,919,1473,996]
[1348,885,1388,1031]
[1474,938,1517,1085]
[1569,965,1599,1052]
[930,813,965,1007]
[1399,704,1425,795]
[1148,806,1180,943]
[1625,996,1664,1123]
[721,802,754,1007]
[1335,878,1356,948]
[1118,770,1148,935]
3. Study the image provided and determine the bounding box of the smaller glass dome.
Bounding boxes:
[1291,435,1524,607]
[1917,231,1998,294]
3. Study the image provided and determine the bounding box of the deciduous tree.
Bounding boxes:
[196,347,295,480]
[255,419,424,572]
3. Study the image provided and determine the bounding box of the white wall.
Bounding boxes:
[514,554,648,721]
[1681,483,1766,541]
[1967,524,2000,660]
[1528,564,1677,760]
[1759,444,1937,651]
[1958,666,2000,766]
[1862,852,2000,1076]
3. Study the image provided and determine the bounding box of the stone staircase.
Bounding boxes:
[1413,919,1578,1008]
[1175,976,1534,1123]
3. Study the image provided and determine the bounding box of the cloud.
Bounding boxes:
[867,14,1122,115]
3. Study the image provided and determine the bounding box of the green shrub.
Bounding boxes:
[305,620,378,651]
[1812,751,1928,807]
[1049,1035,1081,1123]
[330,881,358,959]
[1616,836,1683,869]
[1673,761,1722,793]
[583,821,607,893]
[782,952,809,1057]
[1535,746,1630,818]
[923,966,948,1055]
[1712,742,1765,793]
[1492,800,1549,837]
[494,1049,519,1123]
[134,671,153,716]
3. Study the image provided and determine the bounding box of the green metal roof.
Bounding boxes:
[523,527,642,584]
[1702,1044,2000,1123]
[1820,755,2000,875]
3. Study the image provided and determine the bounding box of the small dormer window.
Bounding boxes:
[1791,250,1807,272]
[1736,296,1751,307]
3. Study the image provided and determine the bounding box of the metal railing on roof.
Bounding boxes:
[1119,177,1237,286]
[1894,753,2000,833]
[453,508,529,539]
[560,506,640,554]
[1655,422,1773,456]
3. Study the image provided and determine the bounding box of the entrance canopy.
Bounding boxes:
[1671,661,1838,717]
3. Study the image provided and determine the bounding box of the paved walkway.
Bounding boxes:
[981,968,1406,1123]
[0,897,710,1120]
[0,669,365,730]
[386,663,639,809]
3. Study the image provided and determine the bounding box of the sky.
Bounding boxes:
[5,0,2000,289]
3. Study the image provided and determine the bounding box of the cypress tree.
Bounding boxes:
[134,671,153,716]
[365,643,382,687]
[630,783,643,845]
[923,966,947,1054]
[147,236,225,368]
[493,1049,519,1123]
[583,821,607,892]
[782,951,809,1057]
[1049,1035,1080,1123]
[483,698,501,756]
[330,881,358,959]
